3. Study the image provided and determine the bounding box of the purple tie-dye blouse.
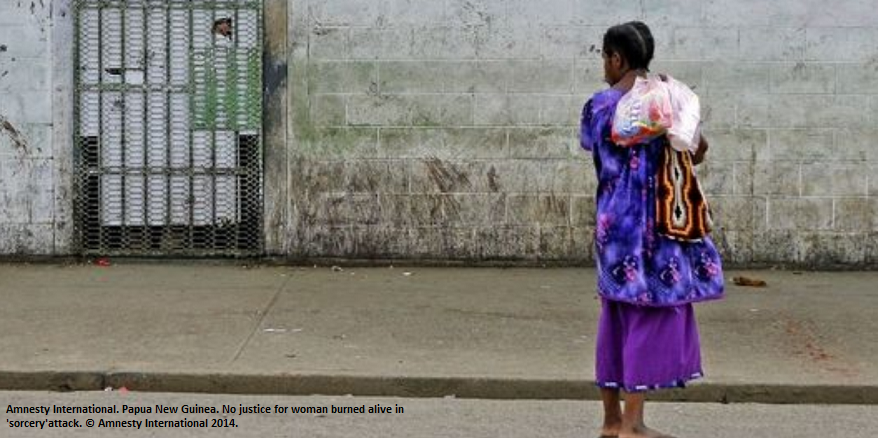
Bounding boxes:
[581,88,724,307]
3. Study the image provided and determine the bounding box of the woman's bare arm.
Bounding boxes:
[692,135,708,165]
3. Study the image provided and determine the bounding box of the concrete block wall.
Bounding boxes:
[1,0,876,266]
[0,1,55,255]
[285,0,878,266]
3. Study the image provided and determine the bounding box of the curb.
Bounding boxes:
[1,371,876,405]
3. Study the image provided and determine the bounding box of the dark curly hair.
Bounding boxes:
[602,21,655,71]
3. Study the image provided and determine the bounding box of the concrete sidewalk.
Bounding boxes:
[0,263,875,404]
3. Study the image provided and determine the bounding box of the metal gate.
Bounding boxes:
[73,0,263,256]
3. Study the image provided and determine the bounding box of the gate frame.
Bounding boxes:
[54,0,288,257]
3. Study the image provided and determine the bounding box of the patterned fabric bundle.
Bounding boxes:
[656,141,712,241]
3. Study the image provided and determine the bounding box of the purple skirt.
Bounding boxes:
[595,298,703,392]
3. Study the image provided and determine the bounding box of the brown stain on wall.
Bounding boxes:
[0,115,29,154]
[425,157,471,193]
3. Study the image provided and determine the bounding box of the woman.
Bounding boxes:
[580,22,724,438]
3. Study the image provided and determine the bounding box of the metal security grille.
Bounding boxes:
[73,0,263,256]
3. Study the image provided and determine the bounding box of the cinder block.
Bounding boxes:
[673,27,738,61]
[380,61,507,94]
[801,164,868,197]
[751,230,798,263]
[291,159,347,194]
[0,59,51,92]
[703,0,771,26]
[833,198,875,232]
[379,128,508,159]
[507,194,571,226]
[442,128,509,159]
[700,94,738,130]
[0,224,54,255]
[507,60,575,94]
[753,162,800,196]
[485,159,549,193]
[310,94,346,126]
[508,0,576,25]
[350,225,410,258]
[386,0,447,25]
[474,94,541,126]
[570,225,595,262]
[447,0,507,27]
[0,158,53,224]
[474,225,539,259]
[768,129,834,162]
[695,161,735,196]
[546,159,596,193]
[0,2,50,25]
[573,0,642,25]
[575,59,606,94]
[770,63,836,94]
[739,27,805,61]
[308,61,377,94]
[443,61,509,94]
[798,232,867,265]
[801,1,878,27]
[711,230,754,265]
[507,128,575,159]
[650,61,704,91]
[806,27,878,62]
[309,27,348,60]
[540,95,580,126]
[410,27,478,60]
[346,95,408,126]
[542,26,602,59]
[710,196,755,231]
[571,195,596,227]
[408,158,475,194]
[475,26,538,59]
[733,162,754,195]
[0,24,49,58]
[643,0,700,25]
[837,64,878,94]
[702,129,765,162]
[704,62,770,94]
[308,2,390,27]
[538,225,574,259]
[768,198,833,231]
[0,91,52,124]
[0,122,52,158]
[833,129,874,162]
[416,95,474,126]
[350,28,413,60]
[752,196,769,231]
[301,128,379,159]
[378,194,414,226]
[345,160,409,194]
[767,95,871,128]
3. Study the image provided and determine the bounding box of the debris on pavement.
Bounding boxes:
[733,276,767,287]
[331,266,344,272]
[263,328,287,333]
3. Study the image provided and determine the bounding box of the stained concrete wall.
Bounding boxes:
[280,0,878,266]
[0,0,58,255]
[2,0,877,266]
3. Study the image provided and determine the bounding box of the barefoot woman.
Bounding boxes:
[580,22,724,438]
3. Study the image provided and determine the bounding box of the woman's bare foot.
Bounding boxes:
[619,424,676,438]
[599,421,621,437]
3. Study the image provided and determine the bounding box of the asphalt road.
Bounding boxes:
[1,391,875,437]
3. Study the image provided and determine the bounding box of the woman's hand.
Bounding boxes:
[692,135,708,165]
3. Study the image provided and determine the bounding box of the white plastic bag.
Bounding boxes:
[665,77,702,153]
[611,75,673,147]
